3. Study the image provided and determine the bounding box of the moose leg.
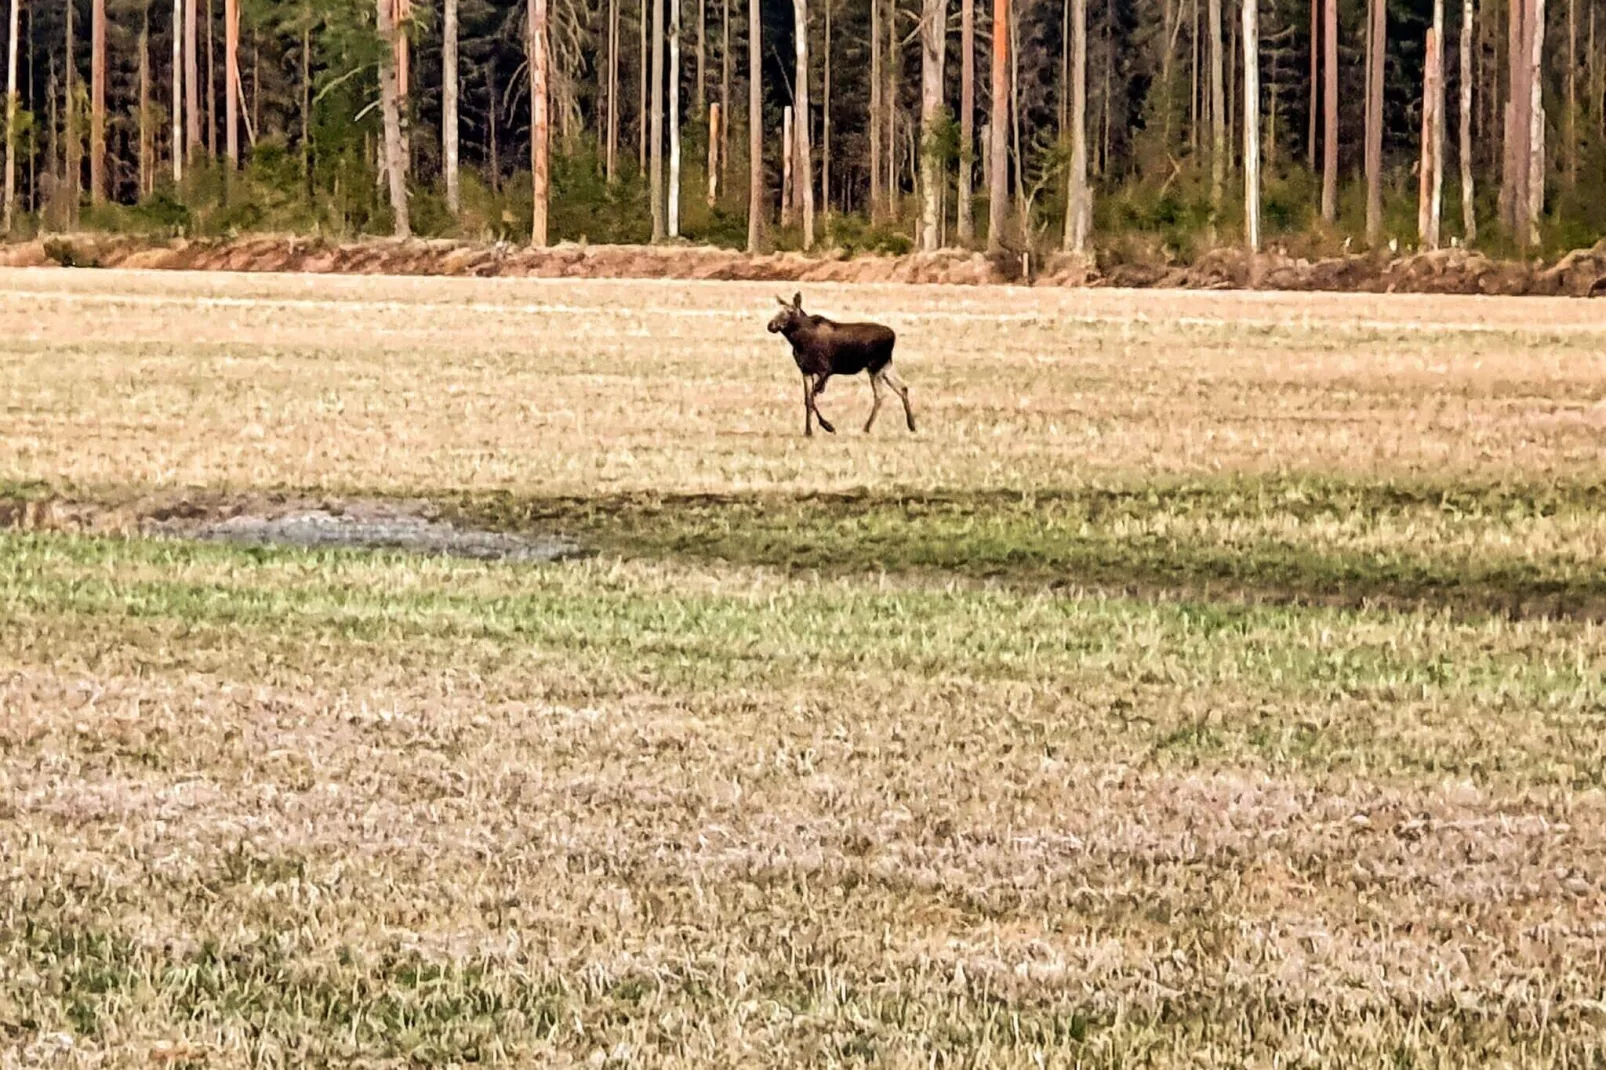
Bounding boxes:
[812,374,836,434]
[865,372,887,433]
[884,367,916,432]
[802,377,815,437]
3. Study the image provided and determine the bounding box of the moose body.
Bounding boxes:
[766,293,916,437]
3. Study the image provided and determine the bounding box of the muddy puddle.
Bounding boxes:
[1,494,585,563]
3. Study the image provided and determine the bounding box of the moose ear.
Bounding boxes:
[776,295,791,308]
[792,291,803,309]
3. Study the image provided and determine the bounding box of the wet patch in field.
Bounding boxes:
[0,490,586,564]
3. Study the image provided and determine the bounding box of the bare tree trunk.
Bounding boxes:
[1461,0,1476,240]
[1567,0,1576,187]
[695,0,704,118]
[1526,0,1544,245]
[445,0,460,208]
[1307,0,1316,168]
[65,0,77,220]
[670,0,681,236]
[205,0,214,154]
[823,0,831,213]
[90,0,103,201]
[1243,0,1259,251]
[2,0,17,229]
[986,0,1007,250]
[1191,0,1199,152]
[172,0,182,183]
[1503,0,1521,229]
[1431,0,1445,244]
[871,0,883,220]
[1419,25,1442,246]
[1065,0,1087,250]
[707,101,720,200]
[1364,0,1383,245]
[1209,0,1224,217]
[139,9,152,197]
[918,0,945,250]
[781,103,793,221]
[1320,0,1336,219]
[650,0,664,239]
[721,0,730,184]
[376,0,409,235]
[958,0,974,240]
[301,18,311,197]
[531,0,549,244]
[224,0,237,166]
[887,0,899,213]
[185,0,200,156]
[746,0,761,249]
[605,0,620,184]
[793,0,814,247]
[639,0,648,171]
[1008,1,1024,234]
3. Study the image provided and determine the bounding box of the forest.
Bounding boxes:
[0,0,1600,259]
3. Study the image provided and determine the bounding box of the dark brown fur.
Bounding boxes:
[766,292,916,437]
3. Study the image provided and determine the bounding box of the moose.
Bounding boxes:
[766,292,916,437]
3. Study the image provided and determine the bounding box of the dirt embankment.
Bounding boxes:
[8,232,1606,295]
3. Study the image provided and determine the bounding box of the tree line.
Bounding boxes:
[0,0,1599,255]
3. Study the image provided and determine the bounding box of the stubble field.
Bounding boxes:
[3,268,1606,1068]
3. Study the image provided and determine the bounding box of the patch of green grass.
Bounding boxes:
[455,475,1606,619]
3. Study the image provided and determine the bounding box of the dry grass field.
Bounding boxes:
[3,267,1606,1067]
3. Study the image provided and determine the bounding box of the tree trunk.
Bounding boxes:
[1209,0,1224,216]
[1364,0,1383,245]
[721,0,730,184]
[1503,0,1521,230]
[445,0,460,209]
[376,0,409,235]
[2,0,17,229]
[139,9,152,197]
[1567,0,1576,187]
[792,0,814,247]
[918,0,945,250]
[986,0,1007,250]
[1065,0,1087,250]
[205,0,214,154]
[65,0,77,220]
[301,19,311,197]
[1243,0,1259,251]
[90,0,104,201]
[781,103,793,221]
[707,101,720,200]
[604,0,617,182]
[822,0,831,213]
[669,0,681,237]
[531,0,549,244]
[887,0,899,213]
[1008,0,1024,234]
[1431,0,1445,245]
[695,0,704,120]
[1526,0,1544,246]
[1419,25,1441,247]
[1307,0,1316,168]
[225,0,237,166]
[1320,0,1336,219]
[958,0,974,240]
[650,0,664,239]
[185,0,200,155]
[746,0,761,249]
[871,0,883,220]
[1461,0,1476,240]
[172,0,182,183]
[639,0,648,171]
